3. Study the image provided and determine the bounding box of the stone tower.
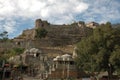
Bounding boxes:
[35,19,44,29]
[35,19,50,29]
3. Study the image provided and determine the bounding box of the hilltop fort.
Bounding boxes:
[14,19,98,45]
[1,19,99,57]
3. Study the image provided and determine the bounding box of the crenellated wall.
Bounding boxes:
[0,19,95,57]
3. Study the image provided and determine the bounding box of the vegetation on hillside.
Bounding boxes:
[0,47,24,66]
[75,22,120,77]
[35,27,48,39]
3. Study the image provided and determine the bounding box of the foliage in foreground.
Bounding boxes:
[0,48,24,66]
[76,22,120,76]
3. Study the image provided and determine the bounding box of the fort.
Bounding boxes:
[0,19,101,79]
[15,19,88,40]
[0,19,98,57]
[13,19,96,57]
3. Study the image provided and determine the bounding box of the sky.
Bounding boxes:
[0,0,120,38]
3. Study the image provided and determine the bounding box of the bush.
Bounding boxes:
[35,28,48,38]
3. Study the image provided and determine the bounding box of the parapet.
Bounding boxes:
[35,19,50,29]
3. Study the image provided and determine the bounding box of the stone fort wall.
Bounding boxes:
[0,19,93,57]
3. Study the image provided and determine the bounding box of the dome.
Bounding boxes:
[53,54,74,61]
[29,48,42,54]
[29,48,39,53]
[56,56,61,59]
[61,54,73,61]
[53,58,57,61]
[61,54,71,58]
[24,49,29,53]
[53,56,62,61]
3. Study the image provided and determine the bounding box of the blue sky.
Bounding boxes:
[0,0,120,38]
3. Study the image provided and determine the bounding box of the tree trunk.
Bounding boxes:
[108,70,112,80]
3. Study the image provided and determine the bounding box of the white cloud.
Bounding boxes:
[81,0,120,23]
[0,0,89,20]
[0,19,16,33]
[0,0,89,37]
[0,0,120,38]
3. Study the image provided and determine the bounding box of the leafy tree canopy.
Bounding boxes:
[75,22,120,76]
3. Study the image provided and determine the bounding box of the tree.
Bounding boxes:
[0,31,8,41]
[76,22,120,77]
[109,45,120,75]
[76,36,99,74]
[2,48,24,60]
[35,28,48,39]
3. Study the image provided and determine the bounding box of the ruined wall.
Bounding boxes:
[17,29,36,40]
[86,22,99,29]
[16,19,90,46]
[48,69,79,79]
[35,19,50,29]
[0,19,93,57]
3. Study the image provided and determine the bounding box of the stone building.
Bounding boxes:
[8,48,50,79]
[86,22,99,29]
[22,48,49,78]
[48,54,79,79]
[8,48,91,79]
[35,19,50,29]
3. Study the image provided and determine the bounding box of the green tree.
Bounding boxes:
[0,31,8,41]
[35,28,48,39]
[3,48,24,59]
[76,36,99,73]
[109,45,120,75]
[76,22,120,77]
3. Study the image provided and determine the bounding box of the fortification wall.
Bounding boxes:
[0,19,93,57]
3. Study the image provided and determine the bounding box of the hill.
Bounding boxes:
[1,19,97,58]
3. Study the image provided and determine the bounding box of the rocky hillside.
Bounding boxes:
[15,19,93,45]
[1,19,97,57]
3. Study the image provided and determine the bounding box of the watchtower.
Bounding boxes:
[35,19,44,29]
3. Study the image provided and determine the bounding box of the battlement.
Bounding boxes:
[35,19,50,29]
[13,19,93,47]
